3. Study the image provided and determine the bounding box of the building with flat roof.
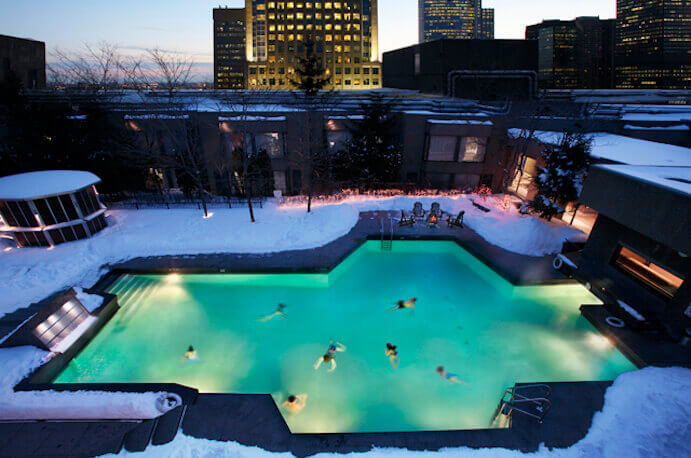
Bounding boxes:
[615,0,690,89]
[0,34,46,89]
[214,8,248,89]
[382,39,538,98]
[480,8,494,39]
[0,171,107,248]
[244,0,381,90]
[418,0,482,42]
[526,17,615,90]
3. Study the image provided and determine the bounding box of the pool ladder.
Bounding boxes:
[490,384,552,428]
[380,217,394,251]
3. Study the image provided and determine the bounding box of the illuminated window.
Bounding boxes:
[459,137,486,163]
[612,246,684,299]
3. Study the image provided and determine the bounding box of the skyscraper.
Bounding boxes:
[418,0,483,42]
[480,8,494,39]
[616,0,690,89]
[214,8,248,89]
[526,17,614,89]
[245,0,381,90]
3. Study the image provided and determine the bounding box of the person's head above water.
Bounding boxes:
[386,343,397,351]
[278,303,286,310]
[288,395,296,403]
[436,366,445,374]
[188,346,194,352]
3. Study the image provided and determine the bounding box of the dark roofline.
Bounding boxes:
[0,34,46,45]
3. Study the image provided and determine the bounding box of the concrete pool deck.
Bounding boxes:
[0,211,663,457]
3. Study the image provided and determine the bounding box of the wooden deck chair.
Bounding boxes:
[430,202,443,218]
[412,201,425,218]
[447,211,465,228]
[398,210,415,227]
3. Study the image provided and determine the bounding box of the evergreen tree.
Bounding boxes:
[289,39,331,96]
[333,95,402,188]
[528,132,591,220]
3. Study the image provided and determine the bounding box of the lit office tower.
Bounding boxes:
[245,1,382,90]
[527,17,615,89]
[480,8,494,39]
[418,0,482,42]
[616,0,690,89]
[214,8,248,89]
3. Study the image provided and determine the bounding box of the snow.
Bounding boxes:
[0,346,166,420]
[0,170,101,200]
[124,114,190,120]
[427,120,493,126]
[75,287,105,312]
[595,165,691,196]
[617,300,645,322]
[624,124,689,132]
[99,367,691,458]
[0,197,583,319]
[621,112,691,123]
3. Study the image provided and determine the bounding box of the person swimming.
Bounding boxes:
[259,303,288,322]
[387,297,417,312]
[182,345,198,362]
[436,366,469,386]
[314,341,347,372]
[385,343,400,369]
[281,394,307,414]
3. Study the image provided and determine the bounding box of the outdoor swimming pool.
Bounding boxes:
[55,241,635,433]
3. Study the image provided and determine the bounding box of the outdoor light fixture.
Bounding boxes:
[32,299,91,351]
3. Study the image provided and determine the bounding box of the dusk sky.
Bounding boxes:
[0,0,615,81]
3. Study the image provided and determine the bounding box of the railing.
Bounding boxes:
[490,384,552,428]
[100,193,265,210]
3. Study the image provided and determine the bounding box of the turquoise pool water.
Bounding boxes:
[56,241,635,433]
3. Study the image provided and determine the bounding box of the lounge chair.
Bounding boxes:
[398,210,415,227]
[430,202,443,218]
[412,201,425,219]
[447,211,465,228]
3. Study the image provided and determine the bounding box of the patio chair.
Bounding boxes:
[447,211,465,228]
[412,202,425,219]
[430,202,443,218]
[398,210,415,227]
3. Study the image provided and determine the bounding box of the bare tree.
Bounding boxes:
[49,42,121,92]
[120,48,194,98]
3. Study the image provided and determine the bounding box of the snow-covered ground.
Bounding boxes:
[0,196,583,319]
[100,367,691,458]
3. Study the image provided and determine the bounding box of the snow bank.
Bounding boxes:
[75,287,105,312]
[100,367,690,457]
[0,346,166,420]
[298,195,585,257]
[0,202,359,318]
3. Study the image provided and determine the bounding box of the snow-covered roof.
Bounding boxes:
[596,165,691,196]
[0,171,101,200]
[624,124,689,132]
[509,130,691,167]
[218,115,287,122]
[428,119,493,126]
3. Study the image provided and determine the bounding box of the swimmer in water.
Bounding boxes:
[436,366,469,386]
[387,297,417,312]
[314,341,347,372]
[385,343,400,369]
[259,303,288,322]
[281,394,308,414]
[182,345,198,362]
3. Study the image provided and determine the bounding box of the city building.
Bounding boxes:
[0,171,107,248]
[526,17,615,90]
[382,39,538,98]
[244,0,382,90]
[616,0,691,89]
[0,34,46,89]
[480,8,494,39]
[214,8,248,89]
[419,0,483,42]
